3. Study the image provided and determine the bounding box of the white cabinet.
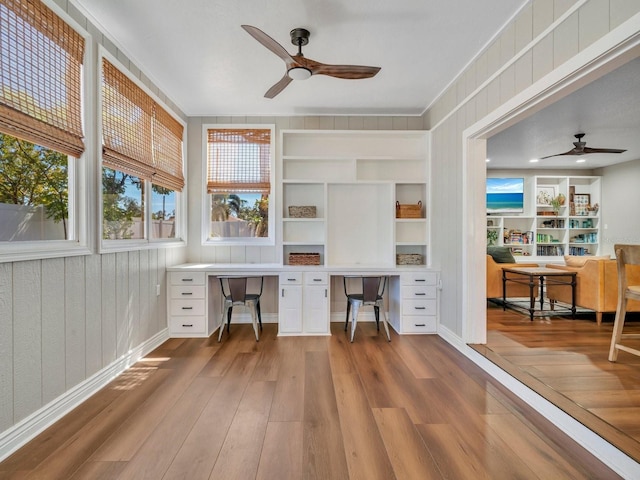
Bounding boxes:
[389,271,438,334]
[280,130,430,267]
[168,272,207,337]
[303,272,329,334]
[278,271,330,335]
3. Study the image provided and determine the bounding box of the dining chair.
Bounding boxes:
[218,276,262,342]
[344,275,391,343]
[608,244,640,361]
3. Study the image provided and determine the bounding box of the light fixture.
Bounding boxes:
[576,158,586,163]
[288,67,312,80]
[485,158,490,163]
[529,158,539,163]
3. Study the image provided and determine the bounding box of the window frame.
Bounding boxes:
[202,124,275,247]
[0,0,92,263]
[99,49,187,253]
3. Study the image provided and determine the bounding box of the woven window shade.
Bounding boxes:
[102,59,184,191]
[206,129,271,194]
[0,0,85,158]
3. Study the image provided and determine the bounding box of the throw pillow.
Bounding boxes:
[487,246,516,263]
[564,255,610,267]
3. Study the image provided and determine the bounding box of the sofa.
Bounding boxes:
[486,254,539,300]
[546,257,640,325]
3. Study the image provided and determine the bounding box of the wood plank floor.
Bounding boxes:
[479,302,640,463]
[0,322,621,479]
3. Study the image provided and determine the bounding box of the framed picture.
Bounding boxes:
[573,193,590,215]
[536,186,556,205]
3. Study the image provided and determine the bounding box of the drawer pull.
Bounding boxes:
[313,278,322,282]
[182,323,193,327]
[182,306,193,310]
[414,293,426,296]
[414,323,426,327]
[415,279,426,282]
[181,292,193,295]
[287,278,296,281]
[181,278,193,282]
[414,306,426,310]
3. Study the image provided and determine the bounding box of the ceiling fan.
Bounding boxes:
[540,133,627,159]
[241,25,381,98]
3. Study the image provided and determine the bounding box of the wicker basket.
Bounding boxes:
[288,206,317,218]
[396,201,422,219]
[396,253,424,265]
[288,253,321,265]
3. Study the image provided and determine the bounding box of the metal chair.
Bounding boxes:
[344,276,391,343]
[218,276,262,342]
[609,245,640,361]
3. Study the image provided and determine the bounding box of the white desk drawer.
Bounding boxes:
[403,285,436,300]
[304,272,328,285]
[170,316,205,334]
[402,299,437,316]
[402,316,437,333]
[170,299,205,316]
[280,272,303,285]
[402,272,437,286]
[170,272,205,286]
[170,285,206,299]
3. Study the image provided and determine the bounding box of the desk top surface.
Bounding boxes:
[167,263,436,275]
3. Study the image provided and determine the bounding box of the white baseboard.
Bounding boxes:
[0,328,170,462]
[437,325,640,479]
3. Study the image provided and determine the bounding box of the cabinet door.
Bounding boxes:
[304,285,329,333]
[279,285,302,333]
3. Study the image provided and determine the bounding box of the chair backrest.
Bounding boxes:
[220,277,248,302]
[362,276,386,302]
[615,244,640,292]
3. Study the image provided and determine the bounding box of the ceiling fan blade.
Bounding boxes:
[241,25,293,65]
[300,57,381,79]
[540,149,579,159]
[264,74,293,99]
[582,147,627,154]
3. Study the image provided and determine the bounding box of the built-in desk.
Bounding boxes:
[166,264,440,338]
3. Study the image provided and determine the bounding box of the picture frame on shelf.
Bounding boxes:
[536,186,556,205]
[573,193,590,216]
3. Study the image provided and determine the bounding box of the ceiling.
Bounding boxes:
[70,0,527,116]
[487,56,640,170]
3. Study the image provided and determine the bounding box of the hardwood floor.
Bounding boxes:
[0,322,621,479]
[480,302,640,463]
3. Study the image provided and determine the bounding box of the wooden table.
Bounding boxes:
[502,266,577,320]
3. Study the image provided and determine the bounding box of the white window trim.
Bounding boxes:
[98,48,187,253]
[0,1,92,263]
[201,124,276,247]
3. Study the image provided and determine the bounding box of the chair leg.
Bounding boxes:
[345,302,351,331]
[256,300,263,331]
[250,301,260,342]
[227,306,233,332]
[219,305,230,342]
[350,302,360,342]
[379,304,391,342]
[609,298,628,362]
[374,306,380,331]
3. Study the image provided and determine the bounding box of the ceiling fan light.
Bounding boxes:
[288,67,312,80]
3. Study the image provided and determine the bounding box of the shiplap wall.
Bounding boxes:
[186,115,425,264]
[0,0,189,437]
[423,0,640,338]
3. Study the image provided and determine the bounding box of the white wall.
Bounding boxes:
[0,0,188,448]
[598,158,640,255]
[424,0,640,340]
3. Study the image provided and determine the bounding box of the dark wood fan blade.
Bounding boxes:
[311,62,381,79]
[583,147,627,154]
[540,149,579,159]
[264,74,293,98]
[242,25,293,65]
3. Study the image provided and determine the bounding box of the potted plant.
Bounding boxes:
[551,195,563,215]
[487,228,499,246]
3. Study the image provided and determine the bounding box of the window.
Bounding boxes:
[100,56,185,246]
[205,126,274,243]
[0,0,87,260]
